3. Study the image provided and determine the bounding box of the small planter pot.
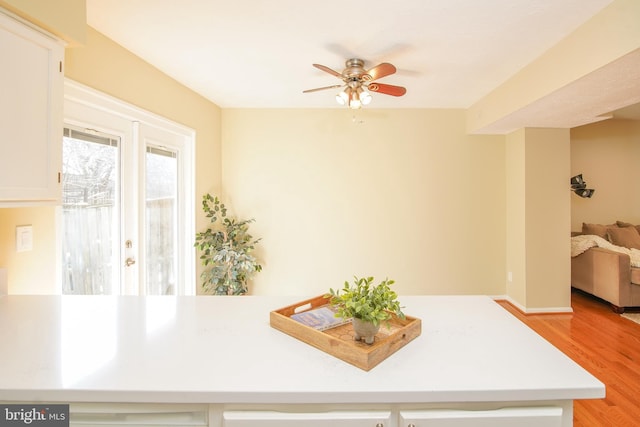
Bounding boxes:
[352,318,380,345]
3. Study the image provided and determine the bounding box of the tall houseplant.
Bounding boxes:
[195,194,262,295]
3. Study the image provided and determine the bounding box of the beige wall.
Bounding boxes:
[222,109,506,296]
[506,128,571,311]
[571,119,640,229]
[0,0,86,45]
[524,128,571,310]
[505,130,526,305]
[0,7,222,293]
[0,207,58,294]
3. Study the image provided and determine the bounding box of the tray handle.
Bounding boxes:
[275,294,331,317]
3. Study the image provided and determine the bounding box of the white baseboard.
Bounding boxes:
[491,294,573,314]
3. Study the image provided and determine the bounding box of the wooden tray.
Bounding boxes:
[270,295,421,371]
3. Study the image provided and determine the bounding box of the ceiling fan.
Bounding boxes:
[303,58,407,109]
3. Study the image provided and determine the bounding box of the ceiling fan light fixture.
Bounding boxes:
[336,88,349,106]
[359,88,372,105]
[348,90,361,109]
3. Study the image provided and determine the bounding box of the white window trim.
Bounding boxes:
[63,79,196,295]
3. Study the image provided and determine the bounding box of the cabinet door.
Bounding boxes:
[223,410,392,427]
[69,403,209,427]
[399,407,562,427]
[0,10,64,203]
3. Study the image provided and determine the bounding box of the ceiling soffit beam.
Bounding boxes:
[467,0,640,135]
[472,49,640,135]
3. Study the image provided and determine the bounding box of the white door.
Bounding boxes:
[137,123,186,296]
[61,126,122,295]
[61,81,195,295]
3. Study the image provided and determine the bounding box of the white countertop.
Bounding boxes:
[0,294,604,404]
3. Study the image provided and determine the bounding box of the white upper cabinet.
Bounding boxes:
[0,10,64,204]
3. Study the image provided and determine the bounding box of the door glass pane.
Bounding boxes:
[61,128,120,295]
[145,146,178,295]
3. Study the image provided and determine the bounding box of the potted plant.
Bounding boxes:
[195,193,262,295]
[326,276,405,344]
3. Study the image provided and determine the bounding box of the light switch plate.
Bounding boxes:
[16,225,33,252]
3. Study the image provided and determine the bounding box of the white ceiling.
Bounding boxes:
[86,0,617,112]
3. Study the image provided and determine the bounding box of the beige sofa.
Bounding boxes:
[571,222,640,313]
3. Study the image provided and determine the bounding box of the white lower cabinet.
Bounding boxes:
[399,407,563,427]
[69,403,209,427]
[222,410,392,427]
[69,404,565,427]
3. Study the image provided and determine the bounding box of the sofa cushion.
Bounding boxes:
[616,220,640,235]
[582,223,614,239]
[631,268,640,286]
[607,226,640,250]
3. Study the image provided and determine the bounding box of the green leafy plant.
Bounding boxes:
[326,276,405,326]
[194,193,262,295]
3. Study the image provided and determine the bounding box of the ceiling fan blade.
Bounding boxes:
[364,63,396,81]
[312,63,342,78]
[303,84,343,93]
[368,83,406,97]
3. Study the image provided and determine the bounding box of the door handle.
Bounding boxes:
[125,257,136,267]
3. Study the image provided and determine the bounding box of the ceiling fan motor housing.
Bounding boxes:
[343,58,367,80]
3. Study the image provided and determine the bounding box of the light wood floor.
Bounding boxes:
[498,290,640,427]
